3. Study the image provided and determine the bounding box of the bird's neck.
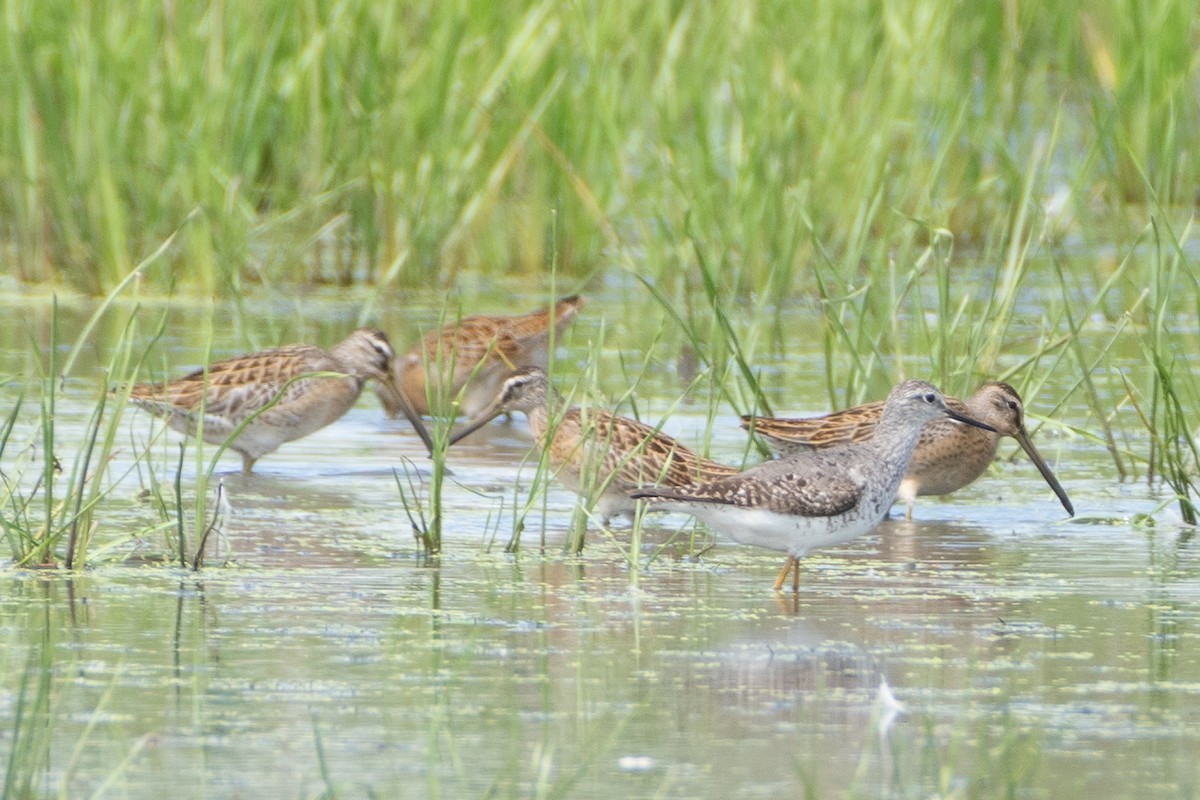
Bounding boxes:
[870,411,929,468]
[522,387,562,442]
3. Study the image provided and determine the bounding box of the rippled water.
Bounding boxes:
[1,287,1196,798]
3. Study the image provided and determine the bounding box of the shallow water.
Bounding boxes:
[1,287,1197,798]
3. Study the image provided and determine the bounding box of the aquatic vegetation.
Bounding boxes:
[0,0,1197,527]
[1135,217,1200,524]
[388,300,488,557]
[2,2,1200,797]
[0,2,1192,296]
[0,302,144,568]
[2,614,54,799]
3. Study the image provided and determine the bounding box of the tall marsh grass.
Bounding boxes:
[2,1,1196,296]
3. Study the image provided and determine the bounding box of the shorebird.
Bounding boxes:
[376,295,585,420]
[447,366,739,524]
[632,380,997,592]
[129,328,431,473]
[742,382,1073,518]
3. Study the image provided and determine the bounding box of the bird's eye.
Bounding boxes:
[922,392,937,404]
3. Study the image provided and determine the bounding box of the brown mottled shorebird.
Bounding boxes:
[633,380,997,592]
[376,295,585,420]
[447,366,739,524]
[129,329,431,473]
[742,382,1073,518]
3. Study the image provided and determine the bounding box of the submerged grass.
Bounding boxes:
[2,615,53,800]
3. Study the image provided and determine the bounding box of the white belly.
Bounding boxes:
[678,503,884,558]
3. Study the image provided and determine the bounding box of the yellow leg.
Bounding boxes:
[774,556,797,592]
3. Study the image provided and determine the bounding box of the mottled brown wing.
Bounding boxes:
[566,409,737,491]
[743,399,887,449]
[130,344,332,419]
[486,331,529,367]
[501,295,585,341]
[726,459,864,516]
[420,316,503,368]
[638,450,864,517]
[429,319,532,372]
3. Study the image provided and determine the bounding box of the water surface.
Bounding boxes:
[1,287,1195,798]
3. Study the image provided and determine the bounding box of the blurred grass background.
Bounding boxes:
[1,0,1195,295]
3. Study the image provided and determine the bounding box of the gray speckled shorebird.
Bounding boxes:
[376,295,585,421]
[742,382,1073,518]
[447,366,739,524]
[129,329,431,473]
[633,380,997,592]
